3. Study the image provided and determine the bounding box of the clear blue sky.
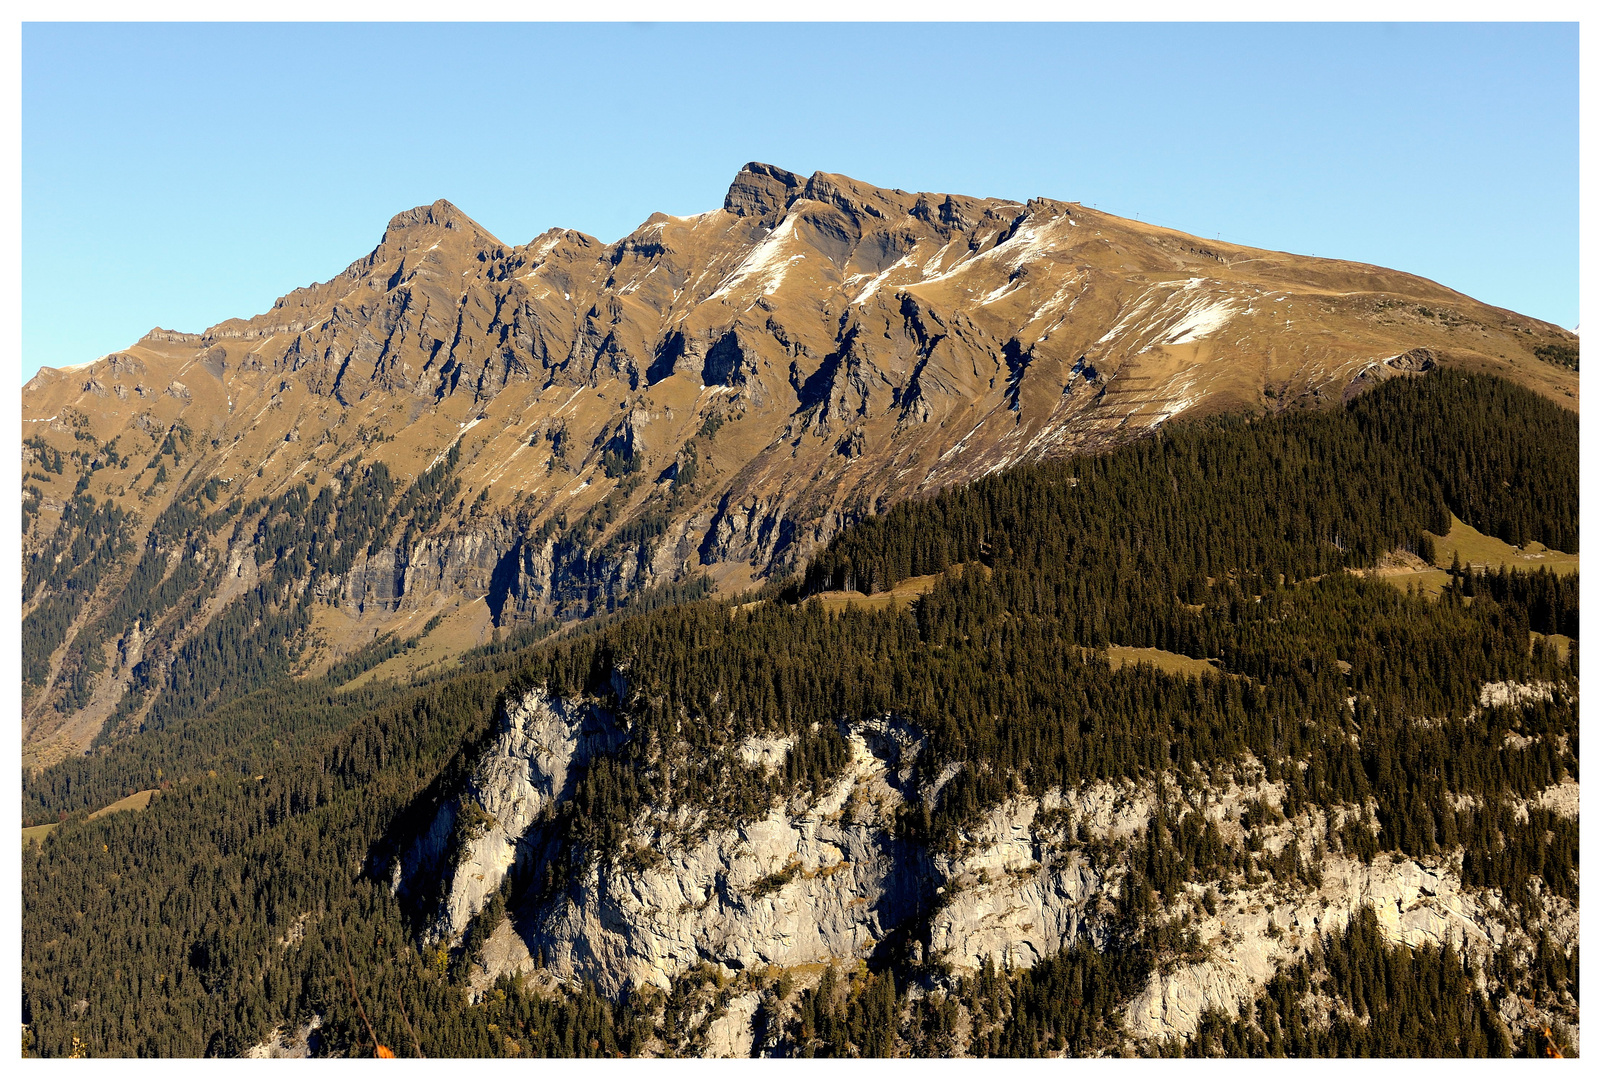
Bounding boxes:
[22,22,1578,380]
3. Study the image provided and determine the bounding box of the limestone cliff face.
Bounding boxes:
[1121,853,1525,1041]
[394,677,627,939]
[403,684,1578,1049]
[403,705,935,995]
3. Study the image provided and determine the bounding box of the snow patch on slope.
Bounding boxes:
[1095,278,1242,351]
[1161,279,1243,345]
[852,248,922,306]
[709,216,805,300]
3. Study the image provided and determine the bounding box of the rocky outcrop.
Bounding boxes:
[325,521,665,623]
[140,327,203,345]
[1386,346,1438,372]
[400,686,1577,1050]
[1478,679,1556,709]
[333,548,409,613]
[703,992,761,1058]
[925,797,1112,972]
[395,682,627,940]
[432,710,934,996]
[724,162,803,220]
[243,1016,322,1059]
[1121,853,1523,1041]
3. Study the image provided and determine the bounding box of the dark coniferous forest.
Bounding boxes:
[21,370,1579,1057]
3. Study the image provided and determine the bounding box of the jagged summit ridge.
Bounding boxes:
[722,161,998,231]
[382,197,493,239]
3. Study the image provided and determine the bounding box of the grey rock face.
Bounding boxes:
[339,548,408,613]
[242,1016,323,1059]
[441,709,932,996]
[703,992,761,1058]
[407,686,1578,1050]
[393,683,625,940]
[925,797,1110,972]
[1122,853,1514,1041]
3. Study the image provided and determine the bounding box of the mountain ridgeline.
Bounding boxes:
[19,163,1579,767]
[22,367,1579,1058]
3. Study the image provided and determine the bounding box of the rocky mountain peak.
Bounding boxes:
[798,169,905,221]
[724,161,804,219]
[381,198,497,244]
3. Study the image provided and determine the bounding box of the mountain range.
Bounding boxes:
[19,164,1580,1059]
[21,162,1578,764]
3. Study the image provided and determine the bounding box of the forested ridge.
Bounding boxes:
[21,369,1579,1057]
[806,370,1576,597]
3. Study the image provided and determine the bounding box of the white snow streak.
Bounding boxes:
[980,280,1025,306]
[852,248,922,305]
[1165,295,1241,345]
[1096,292,1162,345]
[620,265,660,295]
[1095,278,1241,351]
[906,214,1072,294]
[1025,278,1081,327]
[426,416,483,470]
[709,216,804,300]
